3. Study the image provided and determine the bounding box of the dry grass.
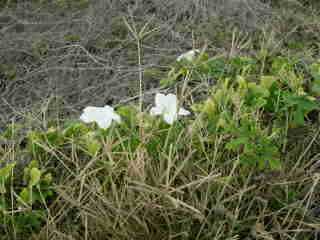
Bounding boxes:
[0,0,274,127]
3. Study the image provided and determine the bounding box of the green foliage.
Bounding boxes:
[282,92,319,126]
[0,163,15,194]
[225,118,281,170]
[0,50,319,239]
[81,131,102,157]
[0,160,54,237]
[310,61,320,96]
[160,65,189,87]
[1,123,22,139]
[160,53,210,87]
[1,0,319,238]
[270,56,305,93]
[19,160,53,205]
[114,106,141,153]
[27,127,65,160]
[160,55,258,88]
[191,55,319,169]
[63,121,90,138]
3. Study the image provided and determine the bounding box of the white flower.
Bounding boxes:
[150,93,190,124]
[177,49,200,62]
[80,105,121,129]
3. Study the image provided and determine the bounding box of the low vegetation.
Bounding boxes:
[1,51,320,239]
[0,0,320,239]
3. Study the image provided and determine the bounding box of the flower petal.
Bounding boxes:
[80,105,121,129]
[155,93,167,109]
[150,93,190,124]
[80,106,99,123]
[96,117,113,129]
[163,112,177,125]
[178,107,190,116]
[103,105,121,123]
[112,112,121,123]
[150,106,163,116]
[164,94,178,113]
[102,105,115,112]
[177,49,200,62]
[79,112,90,123]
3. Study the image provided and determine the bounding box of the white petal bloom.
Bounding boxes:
[177,49,200,62]
[150,93,190,125]
[80,105,121,129]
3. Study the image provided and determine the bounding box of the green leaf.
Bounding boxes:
[46,127,64,147]
[226,137,249,151]
[82,132,101,156]
[292,108,305,126]
[15,210,45,233]
[268,157,281,170]
[260,76,277,89]
[0,200,7,211]
[0,162,15,194]
[310,62,320,81]
[0,163,15,179]
[311,80,320,96]
[19,188,31,204]
[283,93,319,126]
[207,57,227,79]
[29,168,41,187]
[160,67,187,87]
[86,140,101,156]
[63,121,90,138]
[43,173,52,185]
[23,160,39,183]
[117,105,139,127]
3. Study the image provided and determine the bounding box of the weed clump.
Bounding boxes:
[1,51,319,239]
